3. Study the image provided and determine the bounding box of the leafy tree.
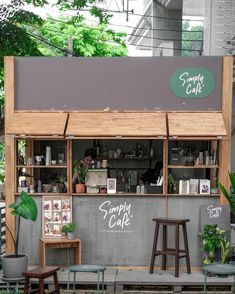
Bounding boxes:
[0,0,127,167]
[182,20,203,56]
[31,16,127,57]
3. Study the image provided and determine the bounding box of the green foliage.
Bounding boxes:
[10,191,38,221]
[8,191,38,256]
[218,172,235,215]
[61,222,76,234]
[0,0,127,120]
[35,16,127,57]
[198,224,231,264]
[182,21,203,56]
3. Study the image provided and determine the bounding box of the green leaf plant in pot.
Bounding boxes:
[218,172,235,223]
[2,191,38,278]
[61,222,76,240]
[73,159,88,193]
[198,224,231,265]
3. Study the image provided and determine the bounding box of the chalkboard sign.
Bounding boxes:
[199,204,230,231]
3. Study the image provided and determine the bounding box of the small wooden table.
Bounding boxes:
[40,238,81,266]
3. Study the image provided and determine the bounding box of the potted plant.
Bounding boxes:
[73,160,87,193]
[218,172,235,223]
[168,173,175,194]
[2,191,38,278]
[198,224,231,264]
[61,222,76,240]
[47,172,67,193]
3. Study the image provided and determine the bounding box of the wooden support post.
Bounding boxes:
[5,135,15,254]
[219,56,233,204]
[4,57,16,254]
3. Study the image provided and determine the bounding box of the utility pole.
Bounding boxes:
[67,36,74,56]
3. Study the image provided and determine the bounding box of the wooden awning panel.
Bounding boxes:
[66,112,167,138]
[6,113,68,136]
[168,112,227,138]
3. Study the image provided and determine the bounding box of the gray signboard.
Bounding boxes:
[14,56,222,111]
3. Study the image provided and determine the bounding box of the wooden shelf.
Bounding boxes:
[71,193,164,196]
[16,165,67,168]
[166,193,220,197]
[15,193,69,196]
[168,165,219,169]
[97,157,160,160]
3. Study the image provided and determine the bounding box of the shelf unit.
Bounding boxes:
[14,137,224,197]
[15,138,70,195]
[166,139,220,195]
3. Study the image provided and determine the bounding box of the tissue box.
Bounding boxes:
[145,185,162,194]
[18,186,28,193]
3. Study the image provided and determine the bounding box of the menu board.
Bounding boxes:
[42,195,72,238]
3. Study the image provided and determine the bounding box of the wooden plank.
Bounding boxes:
[67,139,72,194]
[4,57,15,123]
[6,113,68,136]
[5,135,15,254]
[66,113,167,137]
[168,112,227,137]
[219,56,233,204]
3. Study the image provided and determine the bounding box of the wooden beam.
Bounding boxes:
[219,56,233,204]
[5,135,15,254]
[4,57,15,121]
[4,57,16,254]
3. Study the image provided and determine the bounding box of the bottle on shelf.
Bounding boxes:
[136,185,141,194]
[128,173,131,192]
[37,180,42,193]
[96,140,101,157]
[45,146,52,166]
[135,143,142,158]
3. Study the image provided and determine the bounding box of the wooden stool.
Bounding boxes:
[23,266,60,294]
[149,218,191,277]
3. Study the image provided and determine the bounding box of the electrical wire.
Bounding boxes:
[131,43,202,54]
[40,20,203,44]
[74,6,205,23]
[31,24,202,53]
[38,6,204,34]
[46,16,204,43]
[25,30,77,56]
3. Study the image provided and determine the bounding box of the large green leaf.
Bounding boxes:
[9,191,38,221]
[218,173,235,215]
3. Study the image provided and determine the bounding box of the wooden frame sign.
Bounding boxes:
[42,195,72,238]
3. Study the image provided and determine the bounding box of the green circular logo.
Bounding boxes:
[170,67,215,98]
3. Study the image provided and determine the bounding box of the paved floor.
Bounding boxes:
[0,267,234,293]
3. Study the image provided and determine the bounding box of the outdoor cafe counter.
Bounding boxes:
[21,194,220,267]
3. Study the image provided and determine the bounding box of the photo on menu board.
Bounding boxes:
[179,180,190,194]
[42,195,72,238]
[189,179,199,194]
[199,179,210,194]
[107,178,116,194]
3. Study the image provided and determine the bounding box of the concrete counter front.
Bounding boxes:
[20,195,220,267]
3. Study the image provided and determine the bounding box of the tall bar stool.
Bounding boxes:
[149,218,191,277]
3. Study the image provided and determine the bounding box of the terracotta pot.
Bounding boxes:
[75,183,85,193]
